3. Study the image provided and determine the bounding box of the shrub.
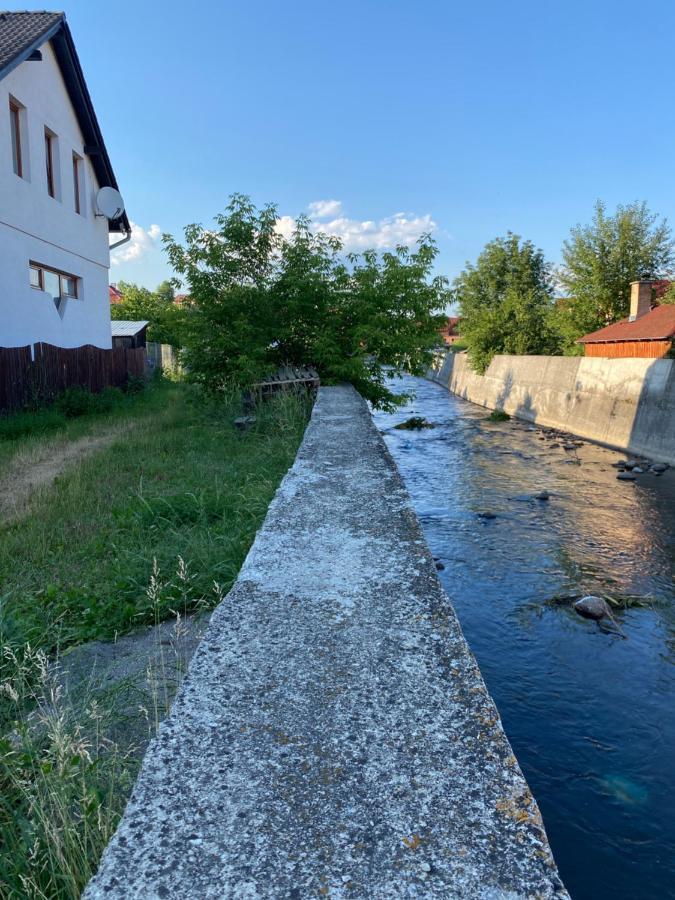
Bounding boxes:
[164,194,449,410]
[53,387,98,418]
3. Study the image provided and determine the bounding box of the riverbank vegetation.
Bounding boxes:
[454,200,675,371]
[164,194,449,409]
[0,378,310,898]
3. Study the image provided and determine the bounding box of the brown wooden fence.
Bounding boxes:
[0,343,146,413]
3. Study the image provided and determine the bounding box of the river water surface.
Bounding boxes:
[372,374,675,900]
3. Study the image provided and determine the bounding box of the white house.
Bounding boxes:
[0,11,130,349]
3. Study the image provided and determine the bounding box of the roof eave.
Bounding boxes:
[0,14,130,235]
[50,20,130,234]
[0,14,63,81]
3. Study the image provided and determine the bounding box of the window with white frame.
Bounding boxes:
[29,262,79,300]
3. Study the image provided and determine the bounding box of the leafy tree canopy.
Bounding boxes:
[557,200,674,346]
[163,194,449,408]
[453,233,560,372]
[110,281,185,347]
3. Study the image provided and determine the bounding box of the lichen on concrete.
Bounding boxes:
[84,385,568,899]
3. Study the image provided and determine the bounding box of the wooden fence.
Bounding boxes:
[0,343,146,413]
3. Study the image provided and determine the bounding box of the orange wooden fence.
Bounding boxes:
[584,340,672,358]
[0,343,146,412]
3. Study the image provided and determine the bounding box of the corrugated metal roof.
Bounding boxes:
[578,305,675,343]
[111,320,149,337]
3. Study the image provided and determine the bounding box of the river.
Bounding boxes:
[371,373,675,900]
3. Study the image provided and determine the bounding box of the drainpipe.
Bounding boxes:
[109,226,132,251]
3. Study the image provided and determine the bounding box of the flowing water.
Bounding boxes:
[372,374,675,900]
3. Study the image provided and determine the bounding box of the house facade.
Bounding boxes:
[578,280,675,358]
[0,12,130,350]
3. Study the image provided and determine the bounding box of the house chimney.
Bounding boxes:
[629,281,654,321]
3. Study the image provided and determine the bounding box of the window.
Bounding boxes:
[29,262,79,299]
[72,153,82,213]
[29,265,42,289]
[45,129,55,197]
[9,99,22,177]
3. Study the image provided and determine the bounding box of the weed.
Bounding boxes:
[489,409,510,422]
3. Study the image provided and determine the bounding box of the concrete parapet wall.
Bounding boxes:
[85,385,567,899]
[429,352,675,465]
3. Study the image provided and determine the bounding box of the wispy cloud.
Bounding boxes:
[276,201,436,252]
[110,222,161,266]
[308,199,343,219]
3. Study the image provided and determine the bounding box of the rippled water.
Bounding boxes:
[372,374,675,900]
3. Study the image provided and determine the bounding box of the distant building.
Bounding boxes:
[0,11,129,349]
[440,316,461,346]
[578,281,675,358]
[111,319,148,349]
[109,283,123,304]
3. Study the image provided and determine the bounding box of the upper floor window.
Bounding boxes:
[72,152,83,214]
[44,128,58,198]
[9,99,23,177]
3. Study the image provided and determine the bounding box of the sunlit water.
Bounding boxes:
[372,374,675,900]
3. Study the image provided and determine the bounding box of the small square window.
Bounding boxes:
[60,275,77,298]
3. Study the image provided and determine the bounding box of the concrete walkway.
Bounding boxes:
[85,386,568,899]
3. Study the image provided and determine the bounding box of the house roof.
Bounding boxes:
[109,284,123,302]
[578,304,675,343]
[0,11,130,234]
[111,320,149,338]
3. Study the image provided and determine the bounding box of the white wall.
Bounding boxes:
[429,351,675,466]
[0,40,112,348]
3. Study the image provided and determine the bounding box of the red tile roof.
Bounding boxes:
[578,304,675,343]
[109,284,123,303]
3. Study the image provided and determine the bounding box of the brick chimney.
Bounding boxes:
[629,281,654,321]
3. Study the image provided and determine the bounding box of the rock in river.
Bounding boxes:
[574,595,611,620]
[617,471,636,481]
[534,490,550,501]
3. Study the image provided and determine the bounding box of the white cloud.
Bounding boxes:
[110,221,162,265]
[308,199,343,219]
[275,215,296,241]
[276,202,436,253]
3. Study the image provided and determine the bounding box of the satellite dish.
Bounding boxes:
[95,186,125,220]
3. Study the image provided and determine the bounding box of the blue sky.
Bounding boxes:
[37,0,675,288]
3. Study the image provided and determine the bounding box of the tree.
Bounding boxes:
[110,280,185,346]
[163,194,449,408]
[558,200,674,346]
[453,233,559,373]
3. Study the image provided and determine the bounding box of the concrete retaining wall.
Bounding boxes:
[429,352,675,465]
[85,385,567,899]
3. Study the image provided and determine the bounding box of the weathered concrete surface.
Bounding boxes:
[85,385,567,899]
[429,351,675,465]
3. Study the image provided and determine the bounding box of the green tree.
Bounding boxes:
[110,281,185,346]
[164,194,448,408]
[453,233,559,373]
[558,200,674,346]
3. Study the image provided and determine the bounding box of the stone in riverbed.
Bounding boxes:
[574,595,611,620]
[632,467,644,474]
[652,463,668,472]
[477,511,496,520]
[435,561,445,571]
[534,490,550,501]
[617,471,636,481]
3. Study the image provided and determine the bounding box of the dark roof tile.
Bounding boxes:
[0,11,63,76]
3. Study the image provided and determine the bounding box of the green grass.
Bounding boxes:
[0,379,310,651]
[0,379,310,898]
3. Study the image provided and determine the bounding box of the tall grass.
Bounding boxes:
[0,382,311,898]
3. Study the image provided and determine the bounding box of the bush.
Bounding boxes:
[164,194,449,410]
[53,387,99,418]
[489,408,510,421]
